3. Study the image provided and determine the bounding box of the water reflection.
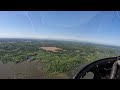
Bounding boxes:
[0,60,46,79]
[0,60,70,79]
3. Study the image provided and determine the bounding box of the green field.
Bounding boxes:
[0,38,120,74]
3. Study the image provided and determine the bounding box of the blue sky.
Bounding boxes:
[0,11,120,46]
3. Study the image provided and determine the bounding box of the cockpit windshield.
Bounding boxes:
[0,11,119,79]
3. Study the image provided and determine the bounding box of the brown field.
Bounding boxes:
[40,47,62,52]
[75,50,80,52]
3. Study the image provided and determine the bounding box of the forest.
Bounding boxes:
[0,38,120,73]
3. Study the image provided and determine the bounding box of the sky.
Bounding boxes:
[0,11,120,46]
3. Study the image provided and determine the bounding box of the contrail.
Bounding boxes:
[39,12,44,25]
[116,11,120,18]
[96,12,102,32]
[26,11,37,32]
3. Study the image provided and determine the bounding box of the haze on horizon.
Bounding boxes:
[0,11,120,46]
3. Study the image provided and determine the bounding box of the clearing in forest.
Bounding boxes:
[40,47,62,52]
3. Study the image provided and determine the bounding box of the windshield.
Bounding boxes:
[0,11,119,79]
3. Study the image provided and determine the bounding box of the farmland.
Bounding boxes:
[0,38,120,78]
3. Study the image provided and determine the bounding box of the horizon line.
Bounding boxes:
[0,37,119,47]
